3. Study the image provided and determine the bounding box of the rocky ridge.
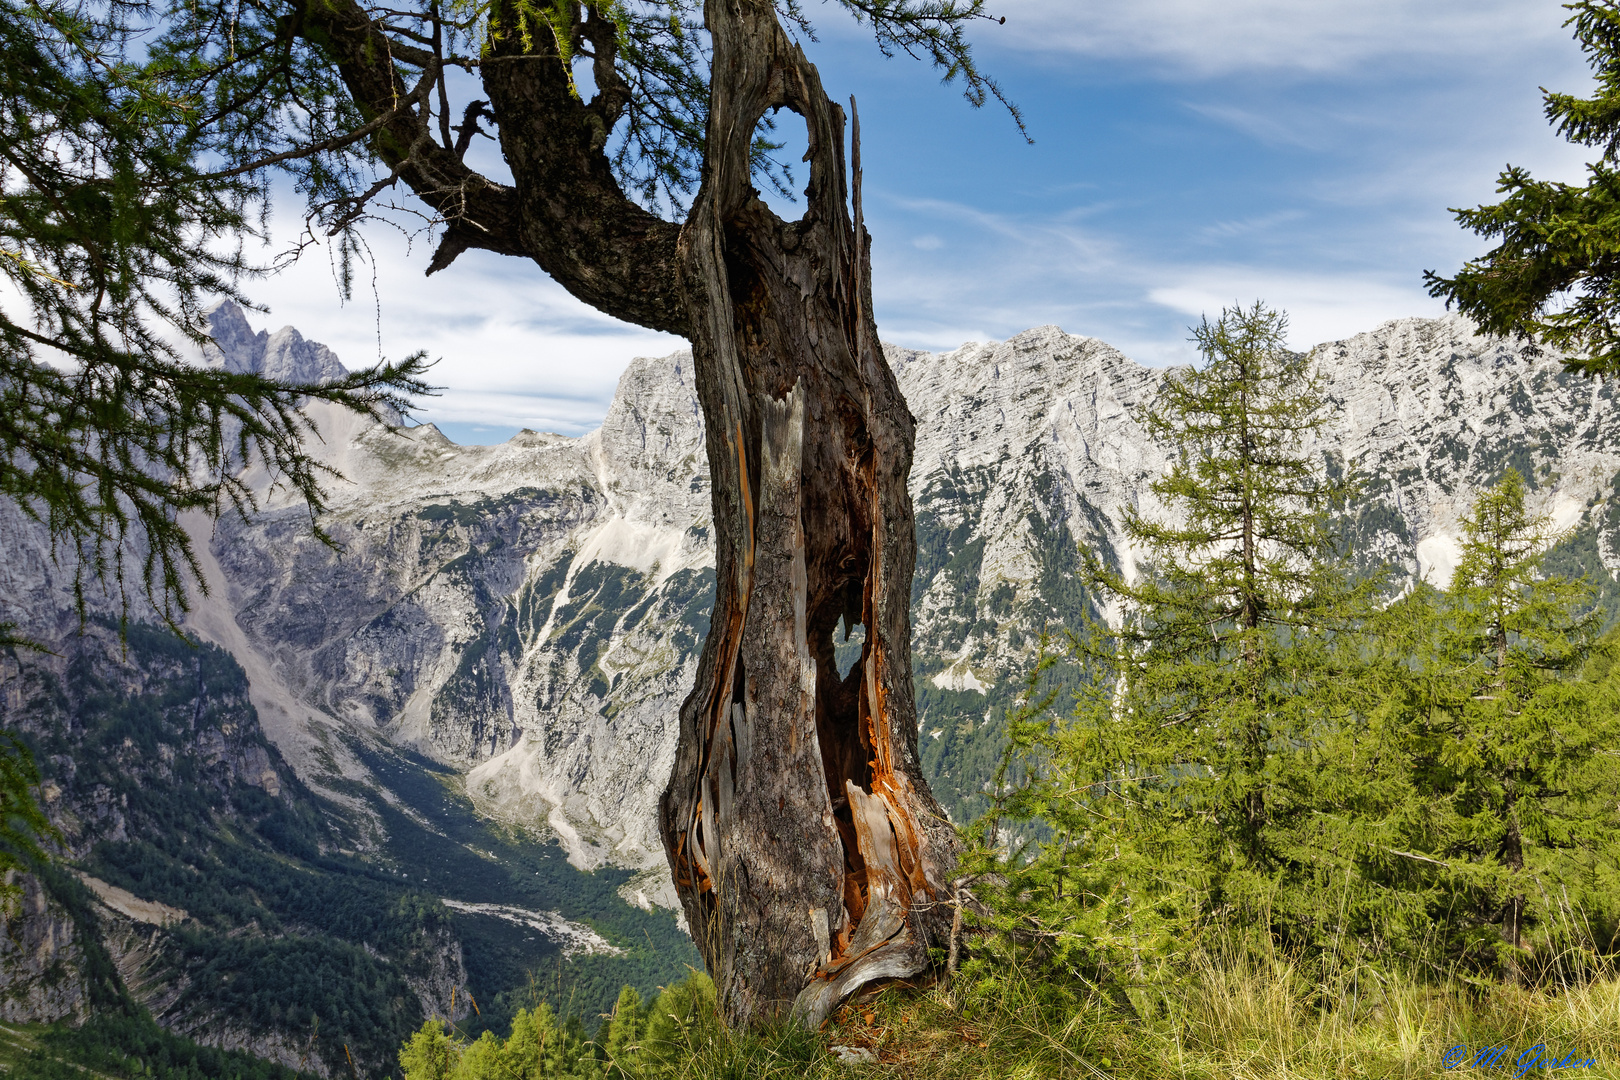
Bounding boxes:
[3,297,1620,1075]
[6,302,1619,1067]
[149,306,1620,900]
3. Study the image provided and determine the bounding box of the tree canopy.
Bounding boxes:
[1,0,434,644]
[961,303,1385,969]
[1426,0,1620,377]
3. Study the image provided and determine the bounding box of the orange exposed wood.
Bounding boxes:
[657,1,958,1023]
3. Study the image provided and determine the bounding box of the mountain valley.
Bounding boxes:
[4,304,1620,1073]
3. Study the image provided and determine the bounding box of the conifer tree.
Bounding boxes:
[1426,1,1620,377]
[600,987,648,1079]
[1,0,434,646]
[0,730,53,890]
[1416,470,1617,976]
[1097,302,1376,919]
[967,303,1384,973]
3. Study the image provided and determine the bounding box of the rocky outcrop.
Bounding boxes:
[896,317,1620,680]
[202,300,348,384]
[8,305,1619,927]
[199,323,715,885]
[0,872,87,1023]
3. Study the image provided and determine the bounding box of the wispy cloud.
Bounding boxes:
[237,208,684,436]
[1197,210,1307,243]
[865,187,1452,366]
[1183,104,1327,150]
[1147,268,1445,351]
[991,0,1571,77]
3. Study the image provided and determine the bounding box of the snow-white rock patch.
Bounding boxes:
[438,900,621,956]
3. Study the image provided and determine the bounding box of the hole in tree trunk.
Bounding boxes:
[832,616,865,680]
[750,106,809,221]
[814,585,874,937]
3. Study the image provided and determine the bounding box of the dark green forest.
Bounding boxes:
[0,621,696,1079]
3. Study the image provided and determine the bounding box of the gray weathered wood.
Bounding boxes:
[658,0,958,1028]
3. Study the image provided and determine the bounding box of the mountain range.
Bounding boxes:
[3,303,1619,1073]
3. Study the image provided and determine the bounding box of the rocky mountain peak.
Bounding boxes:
[11,305,1620,914]
[202,300,349,383]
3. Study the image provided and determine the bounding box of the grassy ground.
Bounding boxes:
[641,958,1620,1080]
[6,957,1618,1080]
[0,1022,113,1080]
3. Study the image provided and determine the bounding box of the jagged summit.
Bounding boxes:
[202,299,349,383]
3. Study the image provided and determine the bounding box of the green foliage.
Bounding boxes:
[635,972,716,1072]
[599,987,646,1078]
[0,0,434,646]
[966,308,1620,998]
[5,1012,319,1080]
[1098,303,1378,899]
[1377,471,1620,976]
[1426,1,1620,378]
[965,303,1384,970]
[0,728,53,895]
[394,974,722,1080]
[142,0,1018,230]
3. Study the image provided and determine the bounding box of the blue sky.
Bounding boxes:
[244,0,1594,445]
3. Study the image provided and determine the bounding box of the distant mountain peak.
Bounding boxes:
[202,299,349,384]
[11,308,1620,907]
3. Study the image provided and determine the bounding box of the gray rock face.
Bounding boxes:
[0,872,86,1024]
[9,304,1619,914]
[205,339,714,898]
[168,309,1620,904]
[897,318,1620,686]
[202,300,349,383]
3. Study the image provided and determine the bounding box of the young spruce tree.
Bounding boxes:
[1417,470,1617,977]
[967,303,1384,981]
[1100,303,1380,933]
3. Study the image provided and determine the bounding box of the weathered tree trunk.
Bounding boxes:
[288,0,956,1029]
[658,0,958,1029]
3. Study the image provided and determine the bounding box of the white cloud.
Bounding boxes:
[1147,268,1446,351]
[1196,210,1307,243]
[1183,103,1328,151]
[862,182,1463,366]
[991,0,1572,77]
[235,210,685,436]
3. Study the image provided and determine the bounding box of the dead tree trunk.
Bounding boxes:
[659,0,958,1029]
[284,0,956,1029]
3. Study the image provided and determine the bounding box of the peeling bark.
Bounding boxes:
[658,0,957,1028]
[287,0,958,1028]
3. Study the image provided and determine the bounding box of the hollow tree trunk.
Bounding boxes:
[658,0,958,1029]
[287,0,954,1029]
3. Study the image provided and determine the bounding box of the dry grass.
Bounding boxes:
[794,955,1620,1080]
